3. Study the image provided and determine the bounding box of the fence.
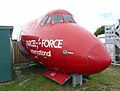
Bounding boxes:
[12,40,27,64]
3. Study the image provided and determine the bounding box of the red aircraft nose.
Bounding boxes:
[88,43,111,74]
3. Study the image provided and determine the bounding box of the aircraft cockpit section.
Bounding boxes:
[18,10,111,85]
[40,12,75,26]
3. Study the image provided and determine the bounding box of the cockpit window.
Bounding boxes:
[52,14,63,24]
[63,14,74,22]
[46,16,51,24]
[40,16,49,25]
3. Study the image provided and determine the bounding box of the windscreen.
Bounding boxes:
[63,14,75,22]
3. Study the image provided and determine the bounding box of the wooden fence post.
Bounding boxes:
[12,40,27,64]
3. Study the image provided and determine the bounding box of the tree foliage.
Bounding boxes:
[94,26,105,36]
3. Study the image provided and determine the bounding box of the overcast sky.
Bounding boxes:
[0,0,120,39]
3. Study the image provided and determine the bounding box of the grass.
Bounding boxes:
[0,65,120,91]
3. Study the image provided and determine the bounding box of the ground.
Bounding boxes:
[0,64,120,91]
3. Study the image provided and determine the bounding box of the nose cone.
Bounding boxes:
[88,43,111,74]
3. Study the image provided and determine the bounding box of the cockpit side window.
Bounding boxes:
[63,14,75,22]
[52,14,63,24]
[40,16,49,25]
[46,16,51,24]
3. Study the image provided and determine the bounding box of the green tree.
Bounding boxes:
[94,26,105,36]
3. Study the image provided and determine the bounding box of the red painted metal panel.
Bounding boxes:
[43,70,71,84]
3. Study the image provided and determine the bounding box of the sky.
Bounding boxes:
[0,0,120,39]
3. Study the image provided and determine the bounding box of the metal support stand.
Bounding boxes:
[72,74,82,87]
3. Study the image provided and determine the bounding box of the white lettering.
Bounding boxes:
[41,39,63,48]
[57,39,63,48]
[31,49,51,57]
[50,40,54,48]
[26,39,63,49]
[26,40,37,48]
[54,39,58,48]
[42,39,50,48]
